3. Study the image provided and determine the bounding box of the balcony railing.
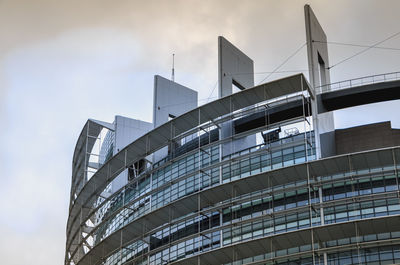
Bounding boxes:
[316,71,400,94]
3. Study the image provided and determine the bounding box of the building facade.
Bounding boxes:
[65,5,400,265]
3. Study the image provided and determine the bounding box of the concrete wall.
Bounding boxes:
[218,36,256,156]
[153,75,198,128]
[112,116,153,193]
[304,4,335,158]
[218,36,254,98]
[305,4,331,89]
[114,115,153,152]
[153,75,198,162]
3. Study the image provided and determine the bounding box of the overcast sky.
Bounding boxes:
[1,1,400,264]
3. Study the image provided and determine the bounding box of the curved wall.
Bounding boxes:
[66,74,400,265]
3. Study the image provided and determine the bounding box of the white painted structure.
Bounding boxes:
[99,116,153,194]
[152,75,198,162]
[218,36,256,157]
[305,4,335,158]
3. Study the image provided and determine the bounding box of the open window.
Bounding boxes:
[232,79,246,94]
[168,114,176,121]
[318,52,327,86]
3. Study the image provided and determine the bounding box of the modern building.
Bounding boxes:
[65,5,400,265]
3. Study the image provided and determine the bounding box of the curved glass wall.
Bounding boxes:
[98,157,400,265]
[225,242,400,265]
[93,132,315,244]
[66,85,400,265]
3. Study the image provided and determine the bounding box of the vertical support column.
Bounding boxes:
[85,122,90,185]
[268,176,273,253]
[153,75,198,162]
[142,219,147,264]
[147,135,153,211]
[78,207,83,261]
[230,95,234,160]
[305,4,335,159]
[198,109,201,192]
[168,206,172,263]
[219,143,223,184]
[270,237,275,261]
[197,192,201,264]
[348,154,362,264]
[306,162,316,265]
[318,184,324,225]
[219,207,223,247]
[301,75,313,162]
[218,36,256,157]
[318,179,328,264]
[119,229,123,265]
[354,221,362,264]
[170,121,174,159]
[197,108,202,263]
[393,149,400,198]
[307,95,315,159]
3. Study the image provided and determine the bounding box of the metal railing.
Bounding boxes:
[316,71,400,94]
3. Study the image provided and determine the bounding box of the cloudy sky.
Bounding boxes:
[0,1,399,264]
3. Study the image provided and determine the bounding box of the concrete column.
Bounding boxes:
[153,75,198,162]
[305,4,336,158]
[218,37,256,157]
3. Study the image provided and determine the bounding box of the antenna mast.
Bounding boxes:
[171,53,175,82]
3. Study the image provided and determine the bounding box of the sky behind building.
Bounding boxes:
[0,1,400,264]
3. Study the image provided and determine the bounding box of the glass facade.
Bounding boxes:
[66,77,400,265]
[93,132,315,244]
[90,133,399,265]
[99,159,400,265]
